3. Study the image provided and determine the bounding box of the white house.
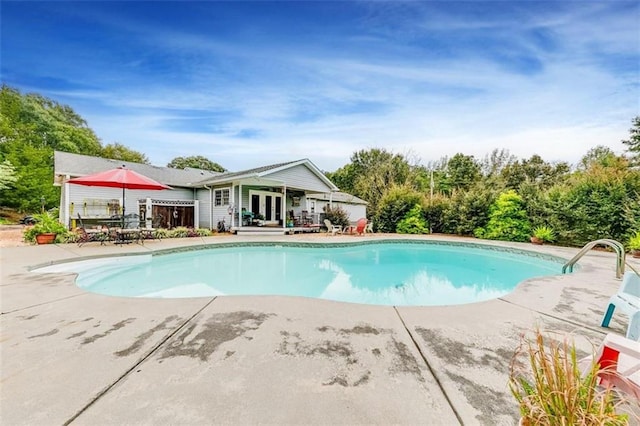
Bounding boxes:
[54,151,366,235]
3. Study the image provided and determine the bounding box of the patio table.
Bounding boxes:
[113,228,142,245]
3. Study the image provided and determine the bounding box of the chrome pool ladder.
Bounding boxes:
[562,239,625,279]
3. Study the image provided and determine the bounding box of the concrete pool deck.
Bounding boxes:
[1,234,639,425]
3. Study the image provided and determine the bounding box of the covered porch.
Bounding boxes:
[228,177,323,235]
[195,158,340,235]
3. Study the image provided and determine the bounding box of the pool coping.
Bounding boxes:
[2,233,638,424]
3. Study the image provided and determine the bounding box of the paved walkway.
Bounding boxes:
[1,234,638,425]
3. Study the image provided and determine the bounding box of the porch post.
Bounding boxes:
[238,183,242,228]
[194,200,199,229]
[209,187,213,229]
[63,179,70,228]
[146,198,152,228]
[282,184,286,229]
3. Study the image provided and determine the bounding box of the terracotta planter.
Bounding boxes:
[632,249,640,259]
[35,233,56,245]
[530,236,543,245]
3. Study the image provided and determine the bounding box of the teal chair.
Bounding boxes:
[601,271,640,341]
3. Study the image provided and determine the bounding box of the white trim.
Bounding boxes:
[257,160,338,191]
[213,187,230,207]
[63,180,70,227]
[249,189,283,225]
[197,159,338,191]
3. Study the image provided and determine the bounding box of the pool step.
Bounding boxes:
[233,227,288,236]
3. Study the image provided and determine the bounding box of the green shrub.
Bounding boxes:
[22,212,68,243]
[475,190,531,242]
[423,194,451,234]
[442,186,497,235]
[323,205,350,228]
[396,204,429,234]
[542,167,640,246]
[166,227,210,238]
[168,227,191,238]
[153,228,169,239]
[195,228,212,237]
[628,230,640,251]
[376,185,425,233]
[532,226,556,243]
[55,230,78,244]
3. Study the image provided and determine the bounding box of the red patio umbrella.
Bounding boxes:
[67,167,171,228]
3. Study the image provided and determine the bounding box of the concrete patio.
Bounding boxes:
[1,234,638,425]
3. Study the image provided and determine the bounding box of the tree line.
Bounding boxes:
[326,122,639,246]
[0,85,225,211]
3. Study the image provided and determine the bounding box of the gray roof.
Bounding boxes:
[54,151,221,187]
[196,160,301,183]
[195,158,339,191]
[306,192,368,205]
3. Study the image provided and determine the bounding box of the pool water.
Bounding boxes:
[67,242,562,306]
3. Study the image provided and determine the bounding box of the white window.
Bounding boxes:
[214,189,230,206]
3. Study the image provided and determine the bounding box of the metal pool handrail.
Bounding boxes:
[562,239,625,279]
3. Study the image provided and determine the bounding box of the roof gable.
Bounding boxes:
[54,151,221,187]
[197,159,338,191]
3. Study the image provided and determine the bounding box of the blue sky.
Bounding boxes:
[2,1,638,172]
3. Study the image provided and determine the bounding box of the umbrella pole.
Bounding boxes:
[122,185,126,228]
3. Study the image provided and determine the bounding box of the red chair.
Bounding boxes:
[355,218,367,236]
[580,333,640,400]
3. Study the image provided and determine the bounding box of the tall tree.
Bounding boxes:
[622,116,640,166]
[578,145,627,171]
[481,148,517,178]
[0,160,17,190]
[0,85,149,210]
[501,154,569,190]
[444,153,481,192]
[348,148,412,217]
[102,142,150,164]
[167,155,226,172]
[0,85,103,155]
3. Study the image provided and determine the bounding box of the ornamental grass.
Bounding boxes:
[509,330,631,425]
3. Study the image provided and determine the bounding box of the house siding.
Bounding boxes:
[64,186,193,227]
[196,188,212,229]
[338,203,367,221]
[267,164,332,193]
[207,185,232,230]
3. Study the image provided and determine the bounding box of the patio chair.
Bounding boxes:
[580,333,640,400]
[301,210,313,225]
[139,215,163,241]
[365,220,374,234]
[323,219,342,236]
[76,214,107,247]
[354,218,367,236]
[123,213,140,229]
[601,271,640,341]
[241,208,254,226]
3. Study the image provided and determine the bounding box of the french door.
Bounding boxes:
[249,190,283,225]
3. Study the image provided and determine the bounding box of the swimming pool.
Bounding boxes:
[38,241,564,306]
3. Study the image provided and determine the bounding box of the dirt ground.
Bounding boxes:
[0,225,28,247]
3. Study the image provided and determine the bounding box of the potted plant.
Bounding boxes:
[23,212,67,244]
[510,330,628,425]
[530,226,555,245]
[628,231,640,259]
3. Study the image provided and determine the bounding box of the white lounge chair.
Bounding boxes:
[580,333,640,400]
[323,219,342,236]
[365,220,374,233]
[601,271,640,341]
